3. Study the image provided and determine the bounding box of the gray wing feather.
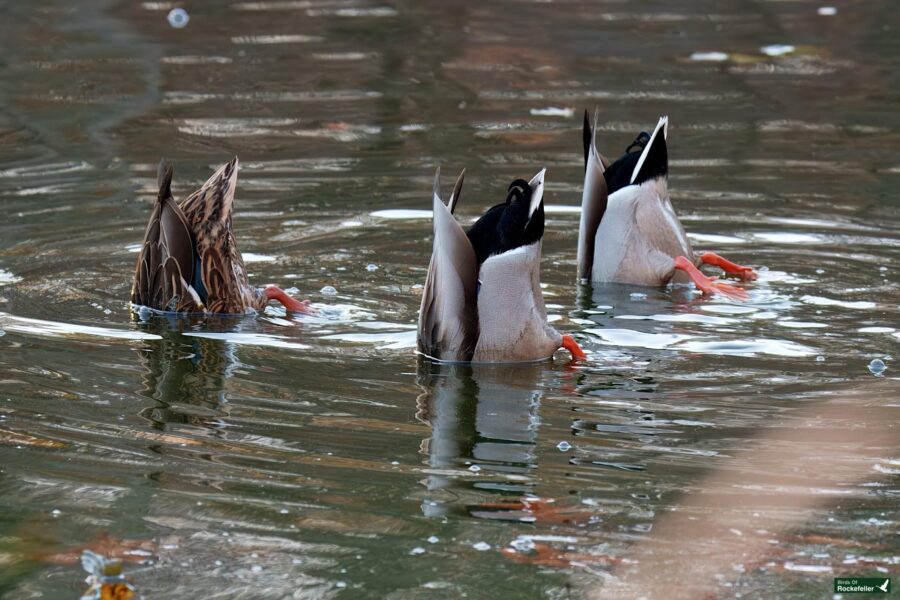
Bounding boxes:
[577,109,609,281]
[417,169,478,361]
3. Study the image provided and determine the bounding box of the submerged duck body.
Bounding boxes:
[417,168,584,363]
[577,111,756,299]
[131,158,310,315]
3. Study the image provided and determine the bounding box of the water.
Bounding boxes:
[0,0,898,598]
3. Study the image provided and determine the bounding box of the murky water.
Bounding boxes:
[0,0,897,598]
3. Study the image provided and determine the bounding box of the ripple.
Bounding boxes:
[231,34,323,44]
[752,232,824,244]
[800,295,877,310]
[0,313,161,341]
[370,209,433,220]
[320,330,416,350]
[161,55,234,65]
[584,328,692,350]
[687,233,746,245]
[615,313,736,325]
[677,338,817,357]
[0,269,21,286]
[183,332,310,350]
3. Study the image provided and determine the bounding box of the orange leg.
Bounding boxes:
[265,286,316,314]
[698,251,757,281]
[561,335,587,361]
[673,256,748,301]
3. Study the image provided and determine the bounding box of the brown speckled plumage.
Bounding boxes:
[131,157,266,314]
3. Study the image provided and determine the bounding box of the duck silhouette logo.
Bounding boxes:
[878,579,890,593]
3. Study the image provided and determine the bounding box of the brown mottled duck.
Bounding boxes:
[131,158,312,314]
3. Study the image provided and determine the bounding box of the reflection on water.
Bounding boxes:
[0,0,897,597]
[135,318,240,432]
[416,362,545,519]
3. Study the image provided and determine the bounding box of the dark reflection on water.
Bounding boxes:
[135,318,238,432]
[0,0,897,597]
[417,362,547,518]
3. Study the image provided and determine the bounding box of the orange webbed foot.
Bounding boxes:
[264,286,318,314]
[699,251,758,281]
[674,256,749,301]
[561,335,587,361]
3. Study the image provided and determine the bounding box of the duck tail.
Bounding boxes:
[157,158,174,202]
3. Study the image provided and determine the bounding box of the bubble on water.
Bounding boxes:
[868,359,886,377]
[556,441,572,451]
[279,508,289,514]
[409,546,426,555]
[510,537,536,553]
[335,582,347,589]
[817,6,837,16]
[472,542,491,551]
[468,464,481,472]
[816,355,825,362]
[320,285,337,295]
[630,292,647,300]
[51,508,61,517]
[366,263,378,272]
[214,559,223,566]
[167,7,189,28]
[427,536,439,544]
[815,268,825,274]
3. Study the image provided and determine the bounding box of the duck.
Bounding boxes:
[577,110,756,300]
[131,158,312,314]
[417,167,585,362]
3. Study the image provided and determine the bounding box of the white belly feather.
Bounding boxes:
[592,178,694,286]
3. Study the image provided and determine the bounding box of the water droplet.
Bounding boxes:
[472,542,491,551]
[167,7,189,28]
[409,546,426,555]
[320,285,337,295]
[366,263,378,272]
[868,359,886,377]
[556,441,572,451]
[427,536,439,544]
[510,537,535,553]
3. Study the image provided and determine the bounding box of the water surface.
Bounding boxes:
[0,0,897,598]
